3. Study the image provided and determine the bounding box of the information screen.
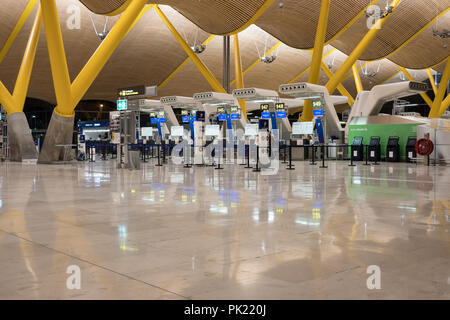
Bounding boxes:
[171,126,184,137]
[245,124,259,136]
[205,125,221,137]
[141,127,153,137]
[292,122,314,135]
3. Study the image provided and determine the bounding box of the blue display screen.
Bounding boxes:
[276,111,286,119]
[158,118,166,123]
[313,109,324,117]
[182,116,189,123]
[218,114,226,121]
[231,113,239,120]
[151,118,157,124]
[261,112,271,119]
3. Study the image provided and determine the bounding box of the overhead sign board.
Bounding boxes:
[230,106,239,113]
[117,85,157,99]
[276,111,286,119]
[260,104,270,111]
[217,107,225,114]
[261,112,271,119]
[275,103,285,110]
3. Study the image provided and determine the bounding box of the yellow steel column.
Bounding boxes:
[438,95,450,117]
[154,5,226,93]
[426,68,438,94]
[352,64,363,93]
[0,5,42,115]
[0,83,16,114]
[326,0,402,95]
[321,62,355,105]
[233,34,248,121]
[40,0,73,116]
[12,6,42,109]
[429,60,450,118]
[301,0,330,121]
[399,66,433,108]
[0,0,38,65]
[71,0,148,106]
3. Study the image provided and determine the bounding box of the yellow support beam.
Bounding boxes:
[398,66,433,108]
[158,35,215,90]
[352,64,363,93]
[426,68,438,95]
[230,42,282,87]
[0,0,38,65]
[71,0,149,107]
[13,6,42,109]
[326,0,402,95]
[154,5,226,93]
[429,59,450,118]
[0,5,42,115]
[233,34,248,121]
[438,95,450,117]
[301,0,330,121]
[40,0,73,116]
[40,0,148,116]
[321,62,355,106]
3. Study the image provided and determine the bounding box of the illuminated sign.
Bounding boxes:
[260,104,270,111]
[313,101,323,108]
[182,116,189,123]
[276,111,286,119]
[275,103,285,110]
[149,112,156,118]
[159,118,166,123]
[117,85,146,97]
[217,107,225,114]
[181,110,188,116]
[218,114,226,121]
[117,99,127,111]
[230,106,239,113]
[151,118,157,124]
[261,112,271,119]
[313,109,324,117]
[158,111,165,118]
[191,110,197,116]
[231,114,239,120]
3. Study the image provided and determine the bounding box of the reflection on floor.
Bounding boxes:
[0,160,449,299]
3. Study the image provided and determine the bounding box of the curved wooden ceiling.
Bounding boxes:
[79,0,450,70]
[0,0,443,106]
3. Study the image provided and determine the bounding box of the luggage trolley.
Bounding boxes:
[368,136,381,162]
[405,137,417,162]
[351,136,364,161]
[386,136,400,162]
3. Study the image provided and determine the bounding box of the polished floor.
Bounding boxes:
[0,159,449,299]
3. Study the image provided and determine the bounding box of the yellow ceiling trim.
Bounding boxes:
[219,0,276,36]
[0,0,38,65]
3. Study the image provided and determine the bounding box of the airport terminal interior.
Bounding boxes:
[0,0,449,300]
